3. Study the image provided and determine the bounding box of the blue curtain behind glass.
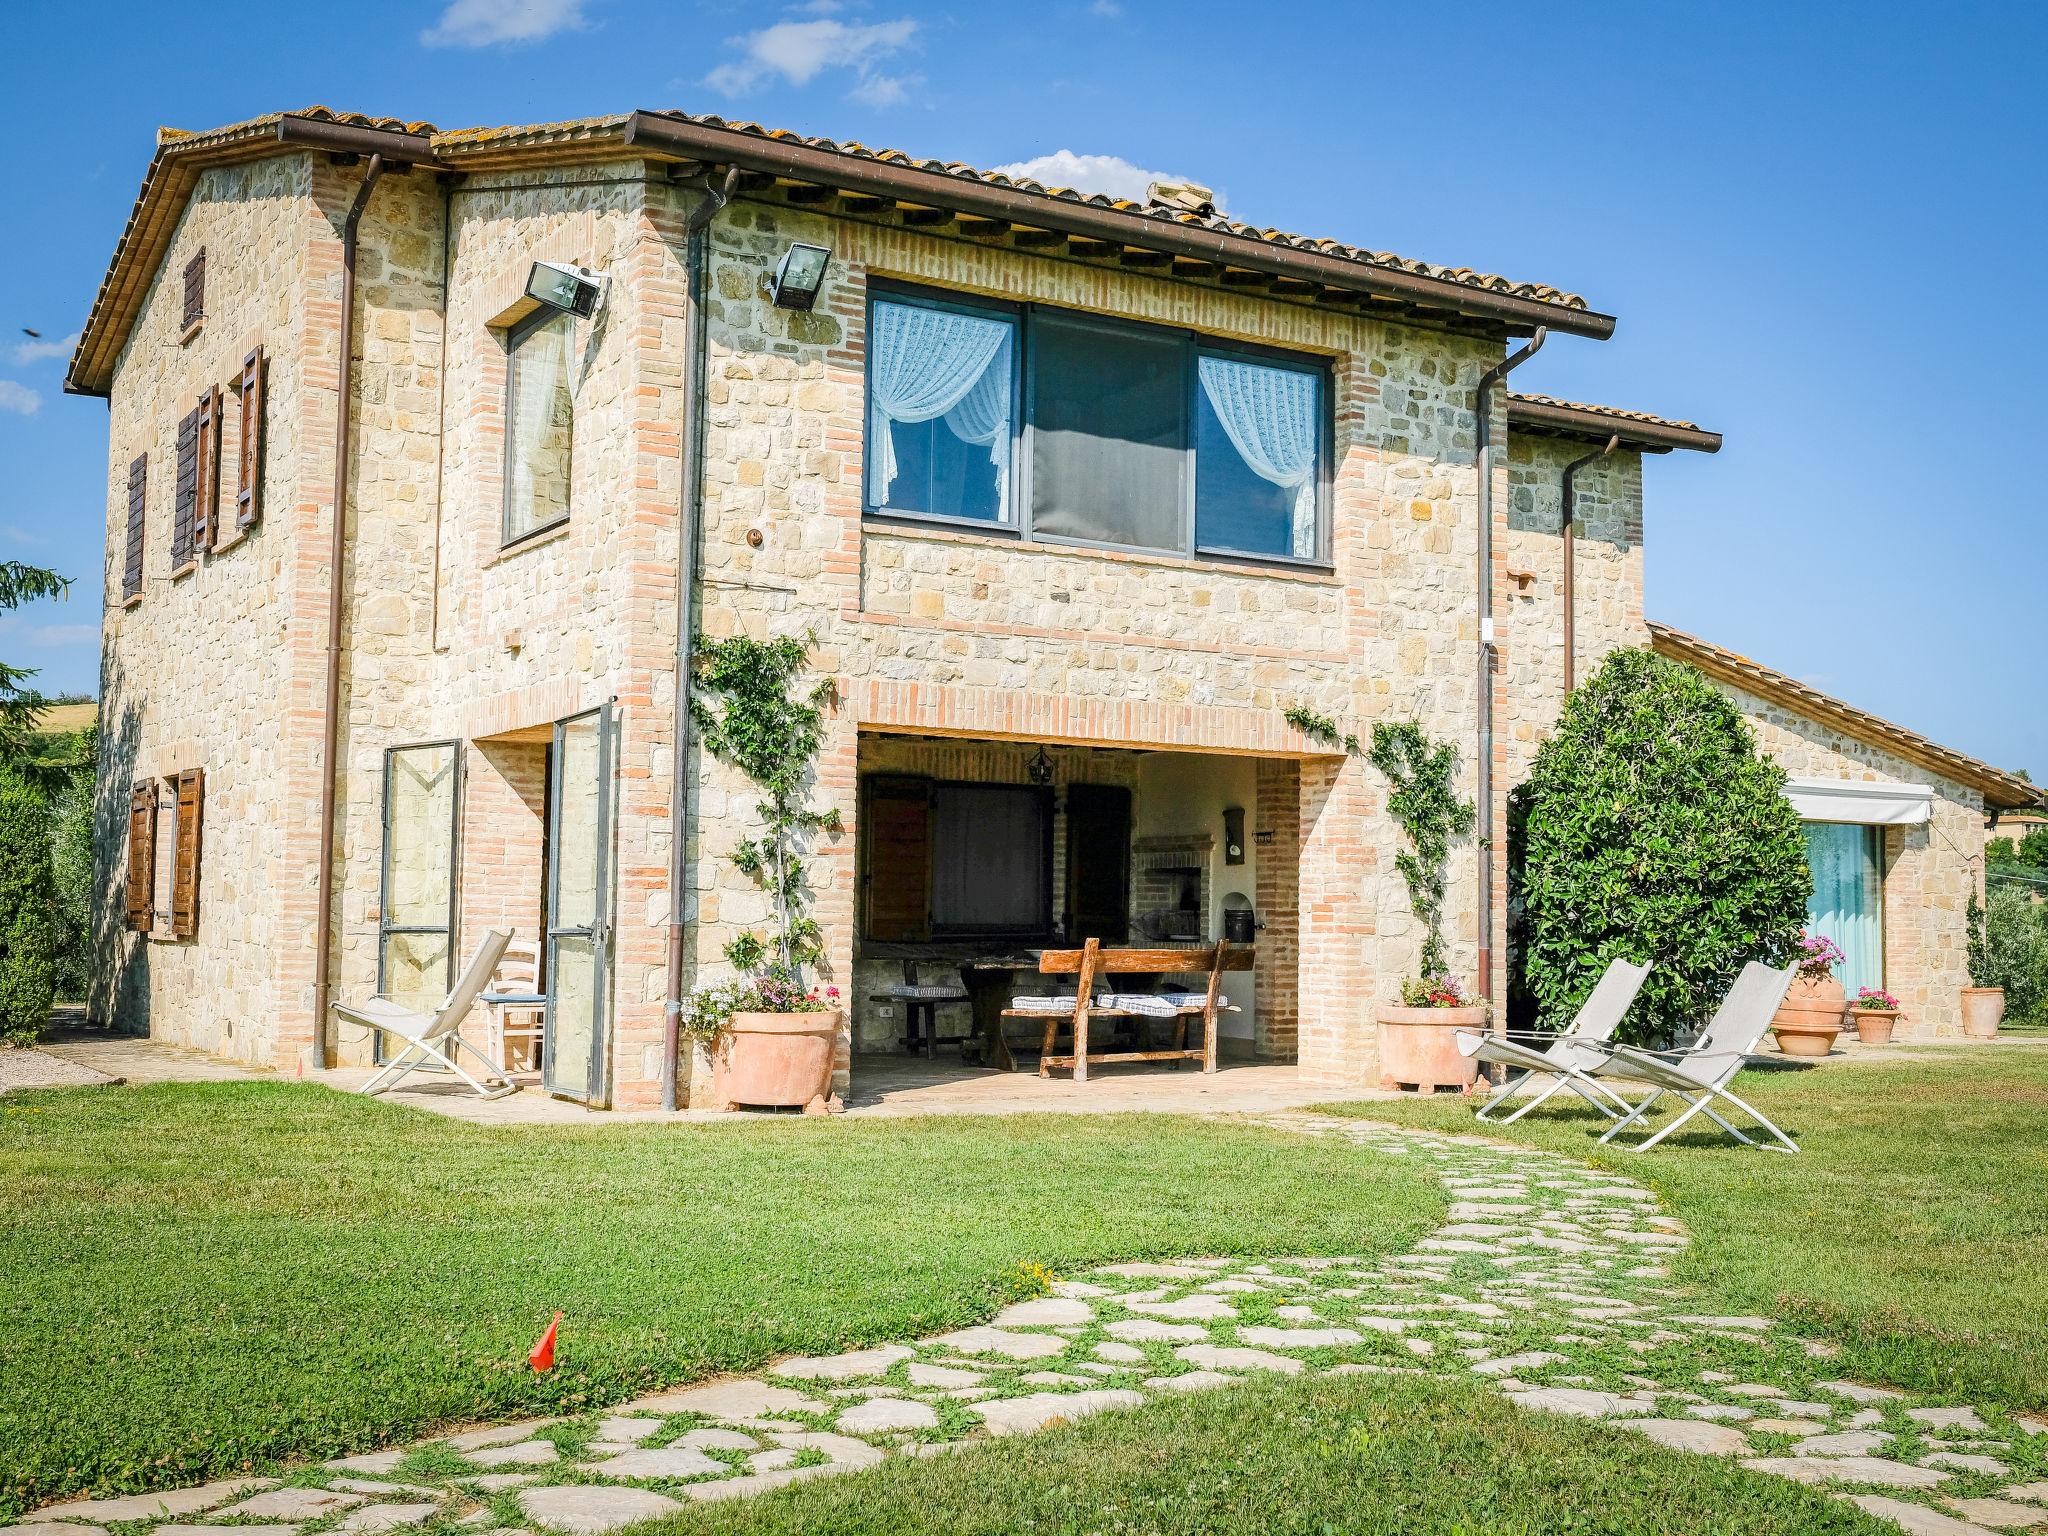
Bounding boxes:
[1804,823,1884,995]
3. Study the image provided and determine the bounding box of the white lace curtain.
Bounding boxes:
[867,301,1013,510]
[1197,355,1319,558]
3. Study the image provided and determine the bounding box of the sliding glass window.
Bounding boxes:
[866,293,1019,526]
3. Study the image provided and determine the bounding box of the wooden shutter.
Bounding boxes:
[122,454,147,601]
[195,385,222,550]
[1064,784,1133,943]
[126,782,157,931]
[235,347,265,530]
[861,775,932,941]
[171,407,199,572]
[182,249,206,329]
[171,769,205,939]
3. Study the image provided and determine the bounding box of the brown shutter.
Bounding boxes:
[172,768,205,939]
[182,249,206,329]
[235,347,265,530]
[861,775,932,941]
[126,782,156,931]
[122,454,147,601]
[195,385,222,550]
[172,407,199,572]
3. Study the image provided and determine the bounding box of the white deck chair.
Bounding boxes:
[1586,960,1800,1153]
[340,929,516,1101]
[1454,957,1653,1123]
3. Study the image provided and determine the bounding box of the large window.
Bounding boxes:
[504,310,575,544]
[1804,822,1884,996]
[865,286,1329,564]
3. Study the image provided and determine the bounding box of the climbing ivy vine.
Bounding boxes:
[1367,721,1474,980]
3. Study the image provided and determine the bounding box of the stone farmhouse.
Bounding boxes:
[66,107,2039,1108]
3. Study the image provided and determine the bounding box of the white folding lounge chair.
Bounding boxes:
[1586,960,1800,1153]
[1454,957,1652,1123]
[339,929,517,1101]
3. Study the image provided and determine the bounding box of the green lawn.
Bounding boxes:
[1329,1043,2048,1412]
[641,1370,1892,1536]
[0,1081,1441,1519]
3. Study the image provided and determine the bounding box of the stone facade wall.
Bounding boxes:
[1709,678,1986,1036]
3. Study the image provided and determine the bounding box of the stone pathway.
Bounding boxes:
[14,1112,2048,1536]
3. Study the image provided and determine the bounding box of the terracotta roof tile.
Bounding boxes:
[1509,392,1699,432]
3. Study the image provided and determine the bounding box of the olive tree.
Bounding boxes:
[1519,647,1809,1045]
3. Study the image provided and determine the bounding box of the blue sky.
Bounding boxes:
[3,0,2041,774]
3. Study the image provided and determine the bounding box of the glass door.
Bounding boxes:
[543,704,615,1104]
[376,741,462,1062]
[1804,822,1884,996]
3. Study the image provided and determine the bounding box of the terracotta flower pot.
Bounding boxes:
[712,1010,842,1114]
[1960,987,2005,1040]
[1851,1007,1900,1046]
[1376,1004,1487,1092]
[1771,972,1845,1057]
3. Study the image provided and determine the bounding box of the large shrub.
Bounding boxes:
[1969,887,2048,1022]
[1520,647,1810,1045]
[0,767,56,1044]
[49,761,95,1002]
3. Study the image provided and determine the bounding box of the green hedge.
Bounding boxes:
[0,768,55,1044]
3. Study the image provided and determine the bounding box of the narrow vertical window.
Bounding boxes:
[503,310,575,543]
[122,454,147,602]
[182,249,206,331]
[126,782,156,931]
[195,385,223,550]
[171,769,205,938]
[865,295,1017,525]
[171,406,199,574]
[1194,352,1325,560]
[235,347,265,531]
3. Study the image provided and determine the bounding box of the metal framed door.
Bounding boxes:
[542,704,615,1104]
[375,741,462,1063]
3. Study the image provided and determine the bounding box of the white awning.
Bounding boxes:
[1785,777,1933,826]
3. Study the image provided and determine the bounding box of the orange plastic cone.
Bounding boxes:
[529,1312,562,1372]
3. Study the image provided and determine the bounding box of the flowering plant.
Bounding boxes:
[678,975,840,1043]
[1795,931,1845,981]
[1399,973,1467,1009]
[1853,986,1901,1012]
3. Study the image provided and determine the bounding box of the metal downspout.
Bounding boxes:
[1559,433,1619,695]
[662,166,741,1112]
[310,153,386,1069]
[1472,328,1546,1014]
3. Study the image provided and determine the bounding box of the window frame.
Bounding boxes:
[500,307,577,549]
[862,279,1335,570]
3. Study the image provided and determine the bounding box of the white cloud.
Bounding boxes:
[30,623,99,648]
[0,381,41,416]
[991,149,1186,203]
[12,331,79,366]
[421,0,587,47]
[1089,0,1122,15]
[705,17,918,100]
[0,523,51,548]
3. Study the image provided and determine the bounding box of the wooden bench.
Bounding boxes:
[1005,938,1255,1083]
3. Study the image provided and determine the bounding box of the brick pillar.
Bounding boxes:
[1253,758,1300,1061]
[1296,756,1378,1089]
[814,707,860,1098]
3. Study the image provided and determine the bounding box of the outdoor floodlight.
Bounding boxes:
[525,260,608,319]
[769,242,833,311]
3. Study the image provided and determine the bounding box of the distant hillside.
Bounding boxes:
[33,701,98,736]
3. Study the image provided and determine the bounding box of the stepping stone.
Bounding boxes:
[1927,1454,2012,1476]
[337,1505,442,1533]
[1743,1457,1949,1489]
[1622,1419,1751,1456]
[1725,1384,1788,1399]
[1819,1380,1908,1405]
[328,1480,433,1498]
[1093,1263,1213,1279]
[469,1476,539,1492]
[589,1417,663,1447]
[2001,1485,2048,1506]
[767,1432,886,1469]
[926,1326,1067,1360]
[684,1470,828,1505]
[748,1449,803,1473]
[36,1482,273,1523]
[329,1453,408,1475]
[1355,1317,1414,1334]
[1053,1281,1111,1299]
[469,1442,557,1468]
[1094,1341,1145,1364]
[836,1397,939,1433]
[773,1344,913,1381]
[1174,1345,1304,1375]
[1236,1326,1362,1350]
[993,1298,1095,1327]
[220,1490,367,1520]
[1845,1497,2001,1535]
[1021,1372,1095,1387]
[1912,1408,1992,1434]
[1144,1371,1239,1394]
[1753,1419,1828,1436]
[1948,1498,2048,1529]
[1107,1318,1206,1344]
[1688,1404,1756,1422]
[585,1447,726,1479]
[445,1423,555,1451]
[906,1362,983,1387]
[1126,1296,1237,1321]
[674,1428,758,1452]
[628,1381,822,1418]
[2,1527,112,1536]
[154,1528,297,1536]
[973,1390,1145,1437]
[1472,1352,1567,1377]
[1505,1387,1653,1420]
[518,1485,682,1535]
[1797,1431,1892,1457]
[1775,1401,1835,1419]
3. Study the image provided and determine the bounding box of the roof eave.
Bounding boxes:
[1508,396,1722,454]
[621,111,1615,342]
